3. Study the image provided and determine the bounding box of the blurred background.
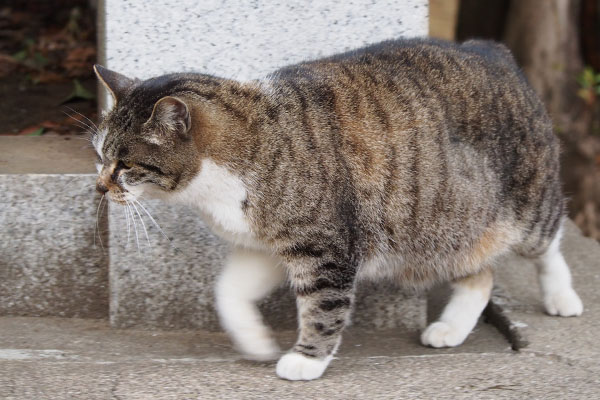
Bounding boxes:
[0,0,598,240]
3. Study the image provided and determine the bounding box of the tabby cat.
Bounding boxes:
[93,38,583,381]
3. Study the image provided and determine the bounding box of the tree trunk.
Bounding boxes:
[503,0,583,129]
[504,0,600,240]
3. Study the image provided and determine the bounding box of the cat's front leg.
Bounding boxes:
[216,248,285,360]
[276,260,356,381]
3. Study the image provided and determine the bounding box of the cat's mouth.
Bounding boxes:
[107,191,129,205]
[96,180,134,205]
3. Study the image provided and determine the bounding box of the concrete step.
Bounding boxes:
[2,220,598,398]
[1,290,597,400]
[0,137,108,319]
[0,316,511,399]
[0,136,425,331]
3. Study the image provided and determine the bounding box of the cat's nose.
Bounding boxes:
[96,181,109,195]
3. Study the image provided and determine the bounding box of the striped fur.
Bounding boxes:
[94,38,574,379]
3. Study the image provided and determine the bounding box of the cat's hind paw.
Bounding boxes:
[421,321,467,348]
[544,289,583,317]
[276,352,331,381]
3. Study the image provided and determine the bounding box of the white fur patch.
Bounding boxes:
[421,280,491,348]
[215,249,285,361]
[536,227,583,317]
[276,352,333,381]
[169,159,257,246]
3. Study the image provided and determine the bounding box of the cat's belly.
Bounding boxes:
[358,252,461,289]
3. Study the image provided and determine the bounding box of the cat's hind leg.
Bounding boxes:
[421,268,493,348]
[533,226,583,317]
[215,248,286,360]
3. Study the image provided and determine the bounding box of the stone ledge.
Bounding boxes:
[3,315,598,399]
[0,136,96,174]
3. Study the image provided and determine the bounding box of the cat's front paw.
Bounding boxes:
[276,352,331,381]
[544,289,583,317]
[421,321,467,348]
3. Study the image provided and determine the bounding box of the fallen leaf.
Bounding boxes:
[28,127,45,136]
[17,124,44,136]
[61,79,95,103]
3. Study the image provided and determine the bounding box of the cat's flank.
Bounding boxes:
[93,38,583,381]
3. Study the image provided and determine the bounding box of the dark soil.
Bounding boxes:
[0,0,97,136]
[0,76,96,135]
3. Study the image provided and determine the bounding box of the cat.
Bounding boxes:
[92,38,583,381]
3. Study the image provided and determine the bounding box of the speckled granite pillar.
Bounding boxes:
[102,0,428,330]
[101,0,428,80]
[0,175,109,318]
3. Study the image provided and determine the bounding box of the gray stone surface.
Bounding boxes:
[0,174,108,318]
[0,136,96,174]
[107,199,228,330]
[1,315,598,399]
[494,220,600,362]
[108,199,426,331]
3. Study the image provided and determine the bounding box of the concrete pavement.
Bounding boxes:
[1,222,598,399]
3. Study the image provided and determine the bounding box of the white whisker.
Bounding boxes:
[133,199,172,244]
[128,201,141,254]
[131,201,151,248]
[64,106,100,133]
[123,201,131,245]
[95,194,105,251]
[62,110,98,135]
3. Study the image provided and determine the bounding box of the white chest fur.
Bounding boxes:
[169,159,257,246]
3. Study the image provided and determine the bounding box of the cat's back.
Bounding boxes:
[270,37,549,149]
[258,38,561,278]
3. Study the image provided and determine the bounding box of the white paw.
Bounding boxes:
[544,289,583,317]
[236,335,280,361]
[421,321,467,348]
[276,352,331,381]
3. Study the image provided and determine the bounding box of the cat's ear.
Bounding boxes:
[93,64,135,104]
[145,96,192,143]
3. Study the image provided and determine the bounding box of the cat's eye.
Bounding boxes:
[122,161,134,169]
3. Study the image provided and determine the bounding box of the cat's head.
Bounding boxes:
[92,65,200,204]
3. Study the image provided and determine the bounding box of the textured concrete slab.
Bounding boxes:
[1,316,597,399]
[0,174,108,318]
[493,220,600,362]
[0,137,106,317]
[107,199,426,331]
[0,136,96,174]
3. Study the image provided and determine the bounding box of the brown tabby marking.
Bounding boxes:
[92,38,572,379]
